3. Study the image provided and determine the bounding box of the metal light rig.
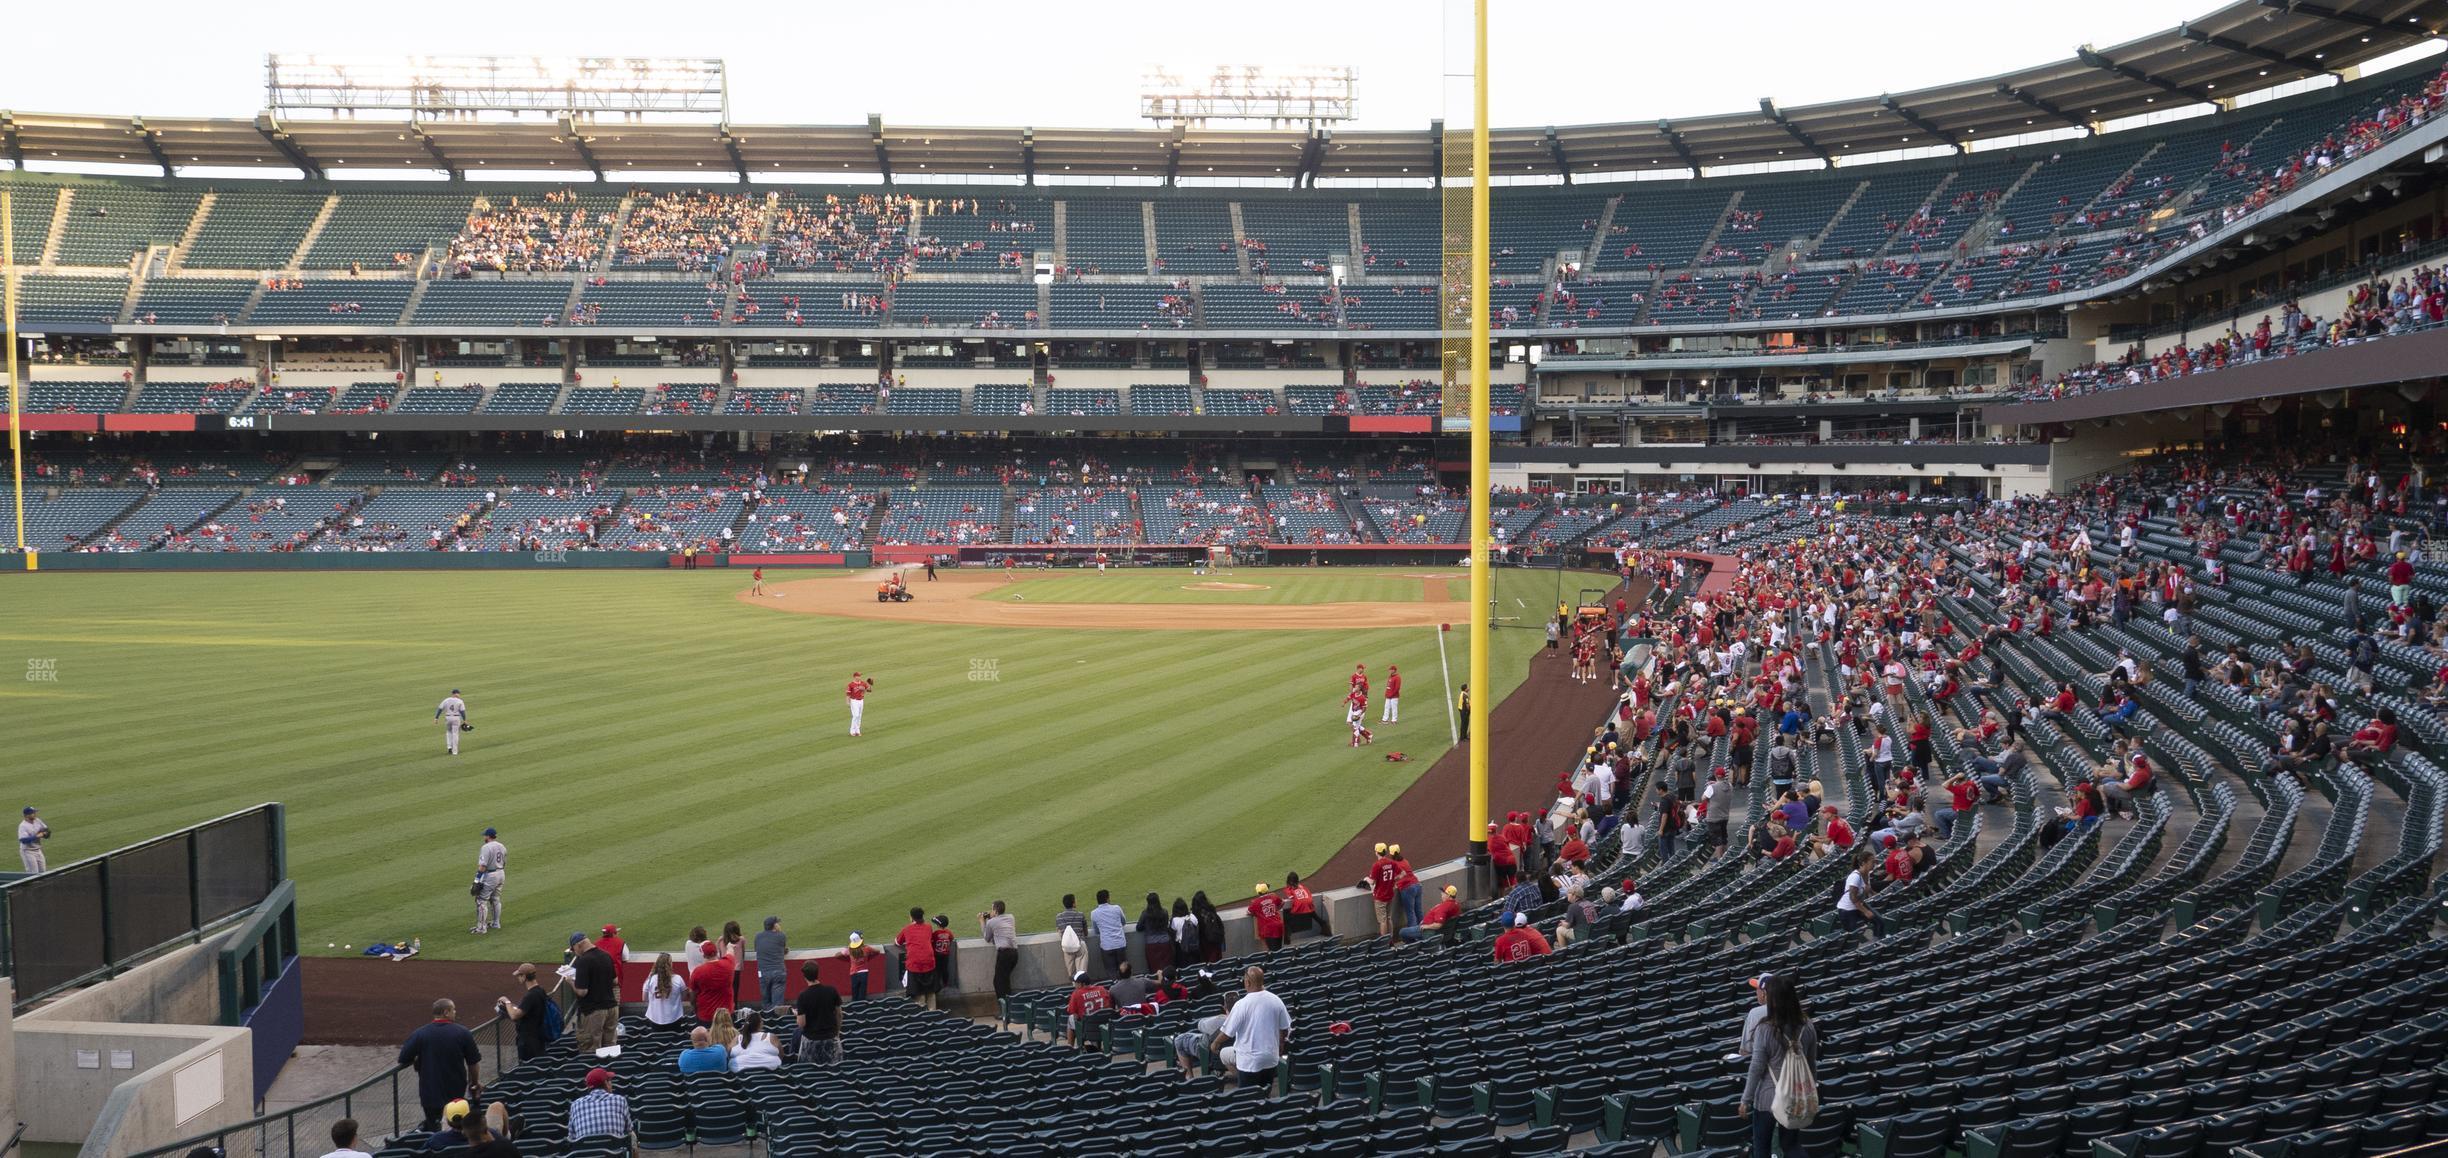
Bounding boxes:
[266,55,730,122]
[1139,65,1357,129]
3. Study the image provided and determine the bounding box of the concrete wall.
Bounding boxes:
[639,863,1473,1000]
[17,1022,253,1158]
[1205,369,1342,389]
[732,368,884,387]
[2046,412,2206,490]
[0,979,18,1149]
[265,370,394,389]
[28,365,129,382]
[21,943,220,1029]
[902,367,1029,389]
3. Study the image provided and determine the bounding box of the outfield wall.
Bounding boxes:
[7,551,874,572]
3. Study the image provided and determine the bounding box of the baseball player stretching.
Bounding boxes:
[1382,665,1402,723]
[1346,688,1375,746]
[18,807,50,874]
[435,689,470,756]
[846,672,874,737]
[471,826,506,935]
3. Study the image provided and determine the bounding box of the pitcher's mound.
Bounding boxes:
[1183,582,1271,591]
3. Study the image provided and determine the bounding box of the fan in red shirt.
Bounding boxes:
[595,924,627,988]
[1492,913,1553,962]
[688,942,736,1023]
[1063,972,1112,1047]
[1249,883,1287,950]
[1823,808,1854,849]
[1882,838,1915,883]
[1366,844,1403,935]
[895,907,939,1010]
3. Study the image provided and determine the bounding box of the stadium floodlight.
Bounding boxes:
[266,55,729,121]
[1140,65,1356,128]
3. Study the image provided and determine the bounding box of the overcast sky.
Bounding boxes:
[3,0,2231,130]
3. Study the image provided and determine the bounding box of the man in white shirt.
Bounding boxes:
[18,806,49,874]
[318,1119,372,1158]
[1214,966,1291,1089]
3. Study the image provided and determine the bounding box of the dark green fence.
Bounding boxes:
[3,803,286,1009]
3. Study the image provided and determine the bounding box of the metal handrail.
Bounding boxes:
[130,977,567,1158]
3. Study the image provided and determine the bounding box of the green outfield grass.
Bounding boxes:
[4,566,1575,960]
[976,566,1467,605]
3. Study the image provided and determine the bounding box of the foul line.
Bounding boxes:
[1436,621,1459,749]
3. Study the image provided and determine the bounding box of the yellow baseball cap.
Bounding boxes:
[442,1100,472,1126]
[1255,883,1270,895]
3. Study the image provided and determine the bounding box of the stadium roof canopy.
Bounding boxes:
[3,0,2442,181]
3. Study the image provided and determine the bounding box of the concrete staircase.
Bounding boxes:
[167,192,216,271]
[38,189,71,267]
[1805,180,1874,259]
[1050,200,1068,268]
[398,276,434,325]
[1865,172,1956,262]
[286,194,342,270]
[596,195,637,273]
[1686,190,1747,269]
[1140,202,1160,275]
[1228,203,1252,276]
[1951,160,2046,256]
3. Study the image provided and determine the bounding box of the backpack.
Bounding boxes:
[540,995,565,1041]
[1771,1028,1820,1128]
[1060,924,1083,954]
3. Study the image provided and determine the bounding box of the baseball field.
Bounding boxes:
[5,563,1583,959]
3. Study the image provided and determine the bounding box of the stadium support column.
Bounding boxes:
[4,189,23,564]
[1465,0,1494,900]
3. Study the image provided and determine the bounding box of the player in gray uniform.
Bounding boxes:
[18,807,50,874]
[471,826,506,935]
[435,690,470,756]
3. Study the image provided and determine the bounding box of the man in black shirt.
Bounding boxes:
[568,932,619,1052]
[792,960,843,1066]
[494,964,553,1064]
[396,999,480,1131]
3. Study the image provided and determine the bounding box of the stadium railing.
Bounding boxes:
[3,803,286,1010]
[129,999,532,1158]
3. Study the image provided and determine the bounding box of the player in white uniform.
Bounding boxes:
[471,826,506,934]
[435,689,470,756]
[18,807,50,874]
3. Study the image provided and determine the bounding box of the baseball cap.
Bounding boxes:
[482,827,497,838]
[20,807,32,815]
[701,942,720,958]
[583,1068,612,1089]
[567,932,587,947]
[1747,973,1774,991]
[1441,885,1458,897]
[1388,844,1402,857]
[1254,883,1270,895]
[1073,971,1090,984]
[1373,842,1388,855]
[601,924,620,935]
[441,1100,472,1125]
[1512,913,1529,926]
[450,688,460,695]
[847,932,864,947]
[762,916,780,930]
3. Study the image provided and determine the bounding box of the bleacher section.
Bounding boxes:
[884,387,961,416]
[303,192,473,269]
[875,486,1003,546]
[21,490,136,550]
[482,383,563,414]
[317,488,487,549]
[599,490,745,551]
[158,488,361,552]
[26,381,129,413]
[183,191,325,270]
[393,386,484,414]
[82,489,240,551]
[1049,284,1190,329]
[738,487,873,551]
[247,280,415,326]
[1043,388,1120,416]
[1010,486,1137,543]
[130,279,254,326]
[1259,484,1358,543]
[889,282,1036,328]
[971,384,1032,416]
[129,379,253,414]
[414,279,578,326]
[53,184,202,267]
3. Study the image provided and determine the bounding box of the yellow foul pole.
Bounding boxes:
[1465,0,1493,886]
[4,189,24,563]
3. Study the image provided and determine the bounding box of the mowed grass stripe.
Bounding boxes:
[5,568,1562,956]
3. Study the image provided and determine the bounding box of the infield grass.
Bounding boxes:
[5,565,1574,959]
